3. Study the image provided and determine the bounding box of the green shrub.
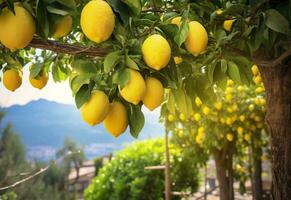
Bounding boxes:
[84,138,200,200]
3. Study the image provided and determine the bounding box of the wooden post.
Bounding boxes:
[165,131,171,200]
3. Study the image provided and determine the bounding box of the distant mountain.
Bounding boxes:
[1,99,164,160]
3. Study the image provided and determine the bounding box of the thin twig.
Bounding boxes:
[0,165,50,191]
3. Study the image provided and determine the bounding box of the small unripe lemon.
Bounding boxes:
[174,56,183,64]
[81,0,115,43]
[52,15,73,38]
[223,19,235,31]
[171,16,181,26]
[142,34,171,71]
[167,114,175,122]
[3,69,22,91]
[29,72,49,89]
[104,102,128,137]
[226,133,234,142]
[0,4,35,50]
[81,90,109,126]
[120,69,146,105]
[185,21,208,56]
[251,65,259,76]
[143,77,164,111]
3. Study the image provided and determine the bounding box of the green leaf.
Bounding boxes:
[104,51,122,73]
[174,20,189,47]
[72,59,97,74]
[125,55,139,70]
[30,63,44,78]
[36,0,50,38]
[265,9,291,35]
[158,24,178,42]
[113,68,130,87]
[207,61,217,83]
[172,89,188,117]
[70,74,91,95]
[55,0,76,10]
[47,6,69,16]
[108,0,131,25]
[75,85,91,109]
[166,92,175,114]
[227,61,241,83]
[128,104,144,138]
[5,0,15,14]
[122,0,141,16]
[220,59,227,73]
[52,62,68,82]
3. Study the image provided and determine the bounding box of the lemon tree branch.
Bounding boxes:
[28,37,108,57]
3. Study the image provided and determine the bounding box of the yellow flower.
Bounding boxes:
[227,80,234,86]
[225,94,233,102]
[253,75,262,85]
[226,117,233,125]
[198,127,204,134]
[226,87,233,94]
[231,115,237,122]
[244,133,251,142]
[167,114,175,122]
[239,115,245,122]
[251,65,259,76]
[227,107,233,113]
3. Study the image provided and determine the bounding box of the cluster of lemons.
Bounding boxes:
[167,65,266,148]
[0,0,210,137]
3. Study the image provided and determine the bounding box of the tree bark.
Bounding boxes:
[255,53,291,199]
[213,144,235,200]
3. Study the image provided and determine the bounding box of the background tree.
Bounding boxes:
[84,138,200,200]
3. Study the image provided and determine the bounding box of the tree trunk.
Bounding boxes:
[251,135,263,200]
[165,132,171,200]
[213,145,235,200]
[256,58,291,199]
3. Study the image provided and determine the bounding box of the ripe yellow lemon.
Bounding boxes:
[81,90,109,126]
[142,34,171,71]
[80,0,115,43]
[185,21,208,56]
[52,15,73,38]
[223,19,235,31]
[120,69,146,105]
[143,77,164,111]
[3,69,22,91]
[0,4,35,50]
[251,65,259,76]
[171,16,181,26]
[29,72,49,89]
[104,102,128,137]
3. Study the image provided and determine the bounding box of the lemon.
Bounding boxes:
[174,56,183,64]
[248,104,255,111]
[179,113,186,121]
[195,97,202,107]
[194,113,201,122]
[185,21,208,56]
[227,79,234,86]
[226,133,234,142]
[253,75,262,85]
[225,94,233,102]
[244,133,251,142]
[202,106,210,115]
[143,77,164,111]
[52,15,73,38]
[251,65,259,76]
[216,9,223,15]
[3,69,22,91]
[198,127,204,133]
[214,101,223,110]
[81,90,109,126]
[0,4,35,50]
[226,87,233,93]
[223,19,235,31]
[171,16,181,26]
[237,127,244,135]
[142,34,171,71]
[80,0,115,43]
[120,69,146,105]
[29,71,49,89]
[239,115,245,122]
[167,114,175,122]
[260,99,266,106]
[104,102,128,137]
[226,117,233,125]
[256,87,264,93]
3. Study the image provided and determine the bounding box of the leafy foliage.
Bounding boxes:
[84,138,200,200]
